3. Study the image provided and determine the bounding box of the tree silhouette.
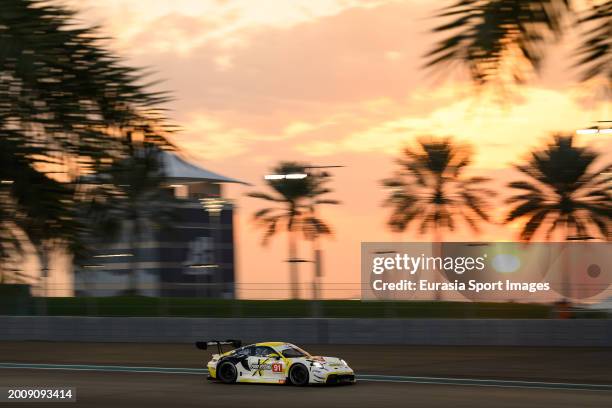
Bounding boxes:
[575,1,611,83]
[248,162,338,299]
[0,0,174,282]
[425,0,611,89]
[505,134,611,241]
[382,137,495,299]
[383,137,494,236]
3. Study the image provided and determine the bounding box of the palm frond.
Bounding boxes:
[507,181,542,192]
[253,207,277,219]
[302,216,332,241]
[425,0,571,86]
[506,198,548,222]
[520,208,552,241]
[313,199,341,205]
[247,192,284,202]
[261,216,281,246]
[574,1,612,85]
[505,192,546,205]
[461,191,491,221]
[458,207,481,232]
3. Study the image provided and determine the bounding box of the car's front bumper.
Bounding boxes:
[325,373,356,384]
[311,367,356,384]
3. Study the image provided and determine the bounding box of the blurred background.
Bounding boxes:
[0,0,610,318]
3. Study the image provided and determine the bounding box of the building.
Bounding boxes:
[74,151,247,298]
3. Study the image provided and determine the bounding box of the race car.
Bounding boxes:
[196,340,356,385]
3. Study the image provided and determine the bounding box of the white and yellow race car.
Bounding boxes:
[196,340,356,386]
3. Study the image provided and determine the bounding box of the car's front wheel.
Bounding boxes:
[216,361,238,384]
[289,364,309,386]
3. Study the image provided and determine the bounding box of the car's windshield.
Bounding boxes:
[280,345,311,358]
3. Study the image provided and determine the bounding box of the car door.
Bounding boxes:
[245,346,285,382]
[231,346,254,381]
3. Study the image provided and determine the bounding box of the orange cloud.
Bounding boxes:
[295,87,612,168]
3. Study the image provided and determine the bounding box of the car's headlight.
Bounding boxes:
[312,362,323,368]
[340,359,348,367]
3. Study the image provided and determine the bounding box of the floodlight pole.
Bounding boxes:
[201,198,225,298]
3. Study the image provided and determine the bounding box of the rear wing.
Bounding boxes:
[195,339,242,354]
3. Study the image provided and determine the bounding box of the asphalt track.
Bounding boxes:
[0,342,610,407]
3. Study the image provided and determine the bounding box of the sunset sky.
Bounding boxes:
[66,0,611,299]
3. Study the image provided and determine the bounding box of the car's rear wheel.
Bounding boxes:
[289,364,309,386]
[216,361,238,384]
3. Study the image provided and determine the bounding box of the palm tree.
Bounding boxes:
[248,162,338,299]
[425,0,611,89]
[382,137,495,299]
[1,0,174,283]
[505,134,611,241]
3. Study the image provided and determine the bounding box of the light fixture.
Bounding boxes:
[93,253,134,258]
[264,174,285,180]
[264,173,308,180]
[200,197,225,215]
[576,120,612,135]
[263,165,344,180]
[285,173,308,179]
[576,128,599,135]
[188,264,219,268]
[184,264,219,275]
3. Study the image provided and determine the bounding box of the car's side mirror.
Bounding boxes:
[268,353,281,360]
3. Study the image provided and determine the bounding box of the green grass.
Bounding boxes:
[0,296,585,318]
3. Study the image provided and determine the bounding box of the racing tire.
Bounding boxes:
[216,361,238,384]
[289,364,309,386]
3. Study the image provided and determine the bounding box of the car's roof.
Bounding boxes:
[254,341,289,347]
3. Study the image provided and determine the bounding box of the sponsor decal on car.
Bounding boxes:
[251,364,272,370]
